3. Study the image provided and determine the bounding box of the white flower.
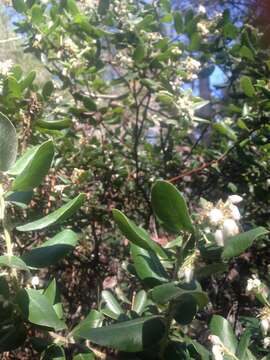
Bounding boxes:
[0,59,13,76]
[214,229,224,246]
[31,276,40,287]
[198,4,206,14]
[228,195,243,204]
[263,337,270,348]
[261,318,270,336]
[197,21,210,36]
[184,266,194,283]
[246,275,261,293]
[209,208,224,225]
[208,335,223,346]
[229,204,241,221]
[212,345,224,360]
[222,219,239,238]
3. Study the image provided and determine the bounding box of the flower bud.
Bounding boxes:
[212,345,224,360]
[222,219,239,238]
[184,266,194,283]
[261,318,270,336]
[228,195,243,204]
[229,204,241,221]
[214,229,224,246]
[31,276,40,287]
[208,335,223,346]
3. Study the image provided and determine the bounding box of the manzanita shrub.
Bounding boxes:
[1,111,269,359]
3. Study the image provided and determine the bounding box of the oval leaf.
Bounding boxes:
[0,112,18,172]
[113,209,167,258]
[16,288,66,331]
[131,244,169,287]
[240,76,255,97]
[132,290,147,315]
[77,316,166,352]
[101,290,123,316]
[0,255,29,271]
[151,180,194,234]
[210,315,238,354]
[17,193,86,231]
[70,310,104,341]
[21,229,78,267]
[222,227,268,260]
[12,140,54,191]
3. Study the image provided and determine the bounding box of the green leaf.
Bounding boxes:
[77,316,166,352]
[16,288,66,330]
[31,5,44,25]
[195,263,228,280]
[131,244,169,287]
[21,229,78,267]
[236,329,251,360]
[222,227,269,260]
[210,315,238,355]
[132,290,147,315]
[70,310,104,341]
[0,255,29,271]
[113,209,167,258]
[42,80,54,100]
[213,122,237,141]
[223,23,238,39]
[240,76,255,97]
[19,71,36,90]
[172,294,197,325]
[0,112,18,172]
[12,0,26,13]
[133,44,145,63]
[36,119,72,130]
[12,140,54,191]
[5,191,33,208]
[151,180,194,233]
[0,322,27,352]
[174,12,183,34]
[101,290,123,316]
[17,194,86,231]
[43,279,63,320]
[150,282,208,309]
[239,45,254,61]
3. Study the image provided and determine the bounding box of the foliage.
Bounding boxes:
[0,0,269,359]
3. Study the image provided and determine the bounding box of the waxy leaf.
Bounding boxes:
[101,290,123,316]
[0,255,29,271]
[0,112,18,172]
[70,310,104,341]
[17,193,86,231]
[210,315,238,355]
[132,290,147,315]
[21,229,78,267]
[150,282,208,309]
[172,294,197,325]
[222,227,268,260]
[36,118,72,130]
[12,140,54,191]
[16,288,66,331]
[77,316,166,352]
[240,76,255,97]
[113,209,167,258]
[151,180,194,234]
[174,12,183,33]
[131,244,169,287]
[42,345,66,360]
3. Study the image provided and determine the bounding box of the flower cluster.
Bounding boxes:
[178,250,200,283]
[197,21,210,36]
[0,59,13,76]
[246,274,262,293]
[260,306,270,336]
[181,56,201,81]
[176,92,195,120]
[200,195,243,246]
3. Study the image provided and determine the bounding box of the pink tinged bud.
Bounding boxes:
[261,319,270,336]
[209,208,224,225]
[229,204,241,220]
[222,219,239,238]
[214,229,224,246]
[212,345,224,360]
[184,266,194,283]
[208,335,223,346]
[228,195,243,204]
